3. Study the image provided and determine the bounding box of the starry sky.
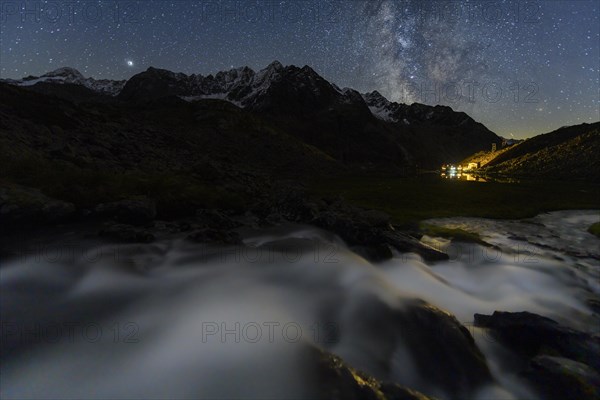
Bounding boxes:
[0,0,598,138]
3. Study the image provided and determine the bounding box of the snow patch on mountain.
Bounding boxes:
[1,67,126,96]
[18,76,67,86]
[367,105,396,122]
[362,91,399,122]
[180,93,243,107]
[249,61,283,94]
[2,63,473,132]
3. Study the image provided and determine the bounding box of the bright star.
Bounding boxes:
[127,60,134,67]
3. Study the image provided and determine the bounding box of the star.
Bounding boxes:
[0,0,596,138]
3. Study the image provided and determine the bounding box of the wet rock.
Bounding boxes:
[307,346,433,400]
[394,299,493,397]
[336,296,492,398]
[474,311,600,370]
[351,244,394,262]
[313,210,381,243]
[253,188,447,262]
[187,228,242,245]
[381,230,449,261]
[587,299,600,315]
[95,197,156,225]
[508,235,528,241]
[0,185,75,225]
[99,223,155,243]
[474,312,600,400]
[314,210,448,262]
[523,355,600,400]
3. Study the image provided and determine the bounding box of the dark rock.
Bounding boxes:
[508,235,528,241]
[254,188,448,262]
[360,209,392,228]
[381,230,449,261]
[522,356,600,400]
[265,212,286,225]
[177,222,192,232]
[335,295,492,398]
[99,223,155,243]
[187,228,242,245]
[474,311,600,370]
[0,185,75,225]
[154,221,194,234]
[351,244,394,263]
[394,299,492,396]
[95,198,156,225]
[380,383,433,400]
[41,200,76,222]
[307,346,433,400]
[196,209,241,230]
[253,187,319,223]
[313,208,448,262]
[587,299,600,315]
[313,210,381,244]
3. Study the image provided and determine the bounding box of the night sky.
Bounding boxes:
[1,0,598,138]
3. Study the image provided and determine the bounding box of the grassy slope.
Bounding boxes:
[483,123,600,181]
[0,85,345,218]
[309,175,600,226]
[459,145,516,167]
[486,123,599,167]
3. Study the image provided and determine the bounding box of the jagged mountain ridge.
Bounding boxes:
[120,62,502,166]
[2,62,503,168]
[118,61,358,113]
[1,67,126,96]
[3,62,495,130]
[362,90,486,127]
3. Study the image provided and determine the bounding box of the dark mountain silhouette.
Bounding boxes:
[483,122,600,181]
[2,63,502,169]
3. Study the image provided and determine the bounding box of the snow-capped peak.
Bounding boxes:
[266,60,284,71]
[2,61,481,134]
[214,66,255,91]
[251,62,283,92]
[362,91,398,122]
[2,67,126,96]
[363,91,390,106]
[42,67,85,80]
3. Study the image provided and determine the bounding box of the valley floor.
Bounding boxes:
[309,174,600,226]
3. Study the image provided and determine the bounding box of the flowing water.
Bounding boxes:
[1,210,598,399]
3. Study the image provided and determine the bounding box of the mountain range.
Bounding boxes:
[3,61,597,198]
[2,67,126,96]
[2,62,502,169]
[1,61,597,245]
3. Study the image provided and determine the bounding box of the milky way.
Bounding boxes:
[0,0,597,137]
